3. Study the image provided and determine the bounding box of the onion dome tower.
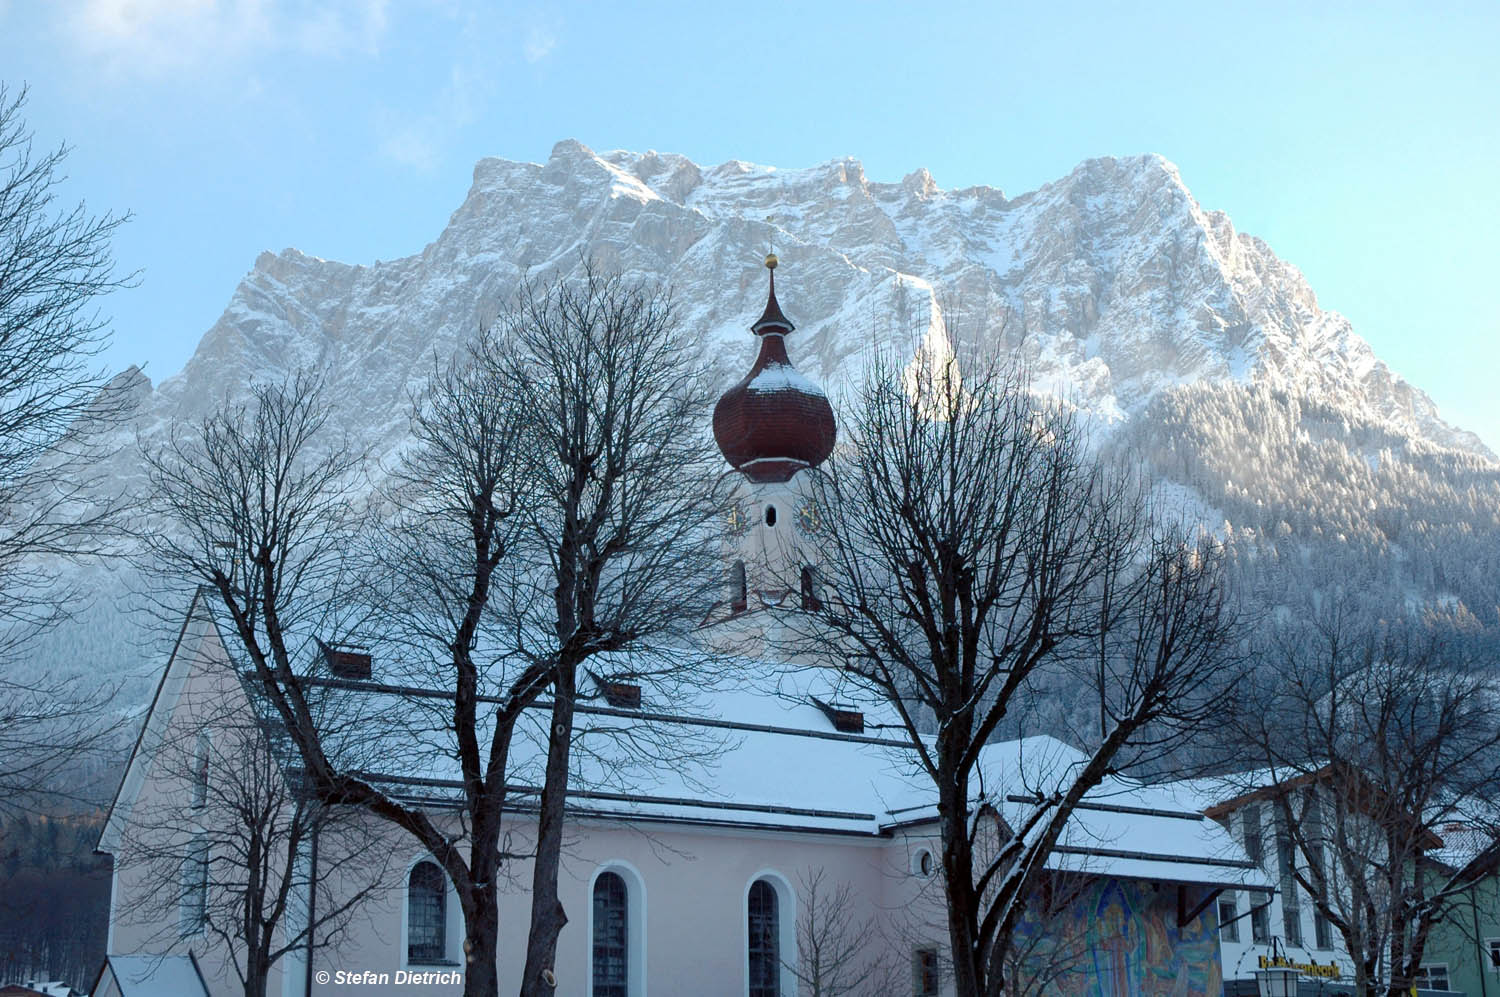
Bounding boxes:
[708,255,834,631]
[712,255,836,482]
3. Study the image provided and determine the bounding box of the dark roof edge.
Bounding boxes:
[1050,844,1262,870]
[97,587,211,855]
[285,673,915,748]
[337,768,878,823]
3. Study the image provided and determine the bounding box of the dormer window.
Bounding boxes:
[591,671,642,709]
[810,696,864,734]
[319,640,372,679]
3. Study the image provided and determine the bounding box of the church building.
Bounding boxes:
[95,260,1268,997]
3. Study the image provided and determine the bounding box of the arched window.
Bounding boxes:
[730,560,748,614]
[191,733,210,809]
[748,879,780,997]
[407,861,446,964]
[800,565,820,611]
[592,871,628,996]
[178,835,208,936]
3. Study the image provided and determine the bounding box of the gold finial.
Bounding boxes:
[765,252,778,271]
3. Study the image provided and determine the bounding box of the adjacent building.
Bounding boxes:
[1170,770,1496,996]
[1422,821,1500,997]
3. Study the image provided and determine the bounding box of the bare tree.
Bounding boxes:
[142,367,534,997]
[795,351,1240,997]
[485,267,728,997]
[115,671,389,997]
[1234,599,1500,997]
[144,263,727,997]
[785,868,897,997]
[362,329,556,997]
[0,82,136,812]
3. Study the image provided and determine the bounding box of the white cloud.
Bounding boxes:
[374,61,490,172]
[62,0,389,78]
[522,24,554,63]
[376,116,440,171]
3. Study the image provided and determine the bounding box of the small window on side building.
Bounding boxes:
[913,947,940,996]
[1217,894,1240,942]
[1274,810,1303,946]
[179,835,208,936]
[1251,901,1270,944]
[1314,907,1332,949]
[1242,804,1264,865]
[1415,964,1450,990]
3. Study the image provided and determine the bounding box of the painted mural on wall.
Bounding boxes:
[1011,878,1223,997]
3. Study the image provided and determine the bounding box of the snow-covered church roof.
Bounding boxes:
[102,590,1269,895]
[176,597,1266,893]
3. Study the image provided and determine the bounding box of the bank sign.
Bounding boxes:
[1257,954,1343,979]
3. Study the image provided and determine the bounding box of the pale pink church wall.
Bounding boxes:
[106,620,290,997]
[105,618,957,997]
[302,815,946,996]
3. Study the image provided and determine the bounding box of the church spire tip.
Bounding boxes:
[752,255,793,335]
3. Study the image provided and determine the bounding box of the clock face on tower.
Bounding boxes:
[727,503,750,536]
[798,502,823,535]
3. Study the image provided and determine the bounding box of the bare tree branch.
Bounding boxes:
[114,669,391,997]
[791,347,1242,997]
[488,263,729,997]
[0,82,137,814]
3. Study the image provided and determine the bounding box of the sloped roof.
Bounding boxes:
[1162,764,1447,852]
[175,595,1269,889]
[96,954,209,997]
[98,589,218,855]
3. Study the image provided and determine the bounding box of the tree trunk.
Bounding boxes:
[462,883,501,997]
[245,941,270,997]
[937,752,982,997]
[518,667,577,997]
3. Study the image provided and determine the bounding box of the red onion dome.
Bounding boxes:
[712,256,837,483]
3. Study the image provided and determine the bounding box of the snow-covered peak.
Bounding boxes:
[132,143,1487,468]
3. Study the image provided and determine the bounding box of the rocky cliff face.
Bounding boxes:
[125,139,1486,462]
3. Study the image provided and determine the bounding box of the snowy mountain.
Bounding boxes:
[118,141,1487,455]
[49,140,1500,701]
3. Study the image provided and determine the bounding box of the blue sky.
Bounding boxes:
[3,1,1497,448]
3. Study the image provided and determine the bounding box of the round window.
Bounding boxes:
[765,504,777,527]
[916,849,934,877]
